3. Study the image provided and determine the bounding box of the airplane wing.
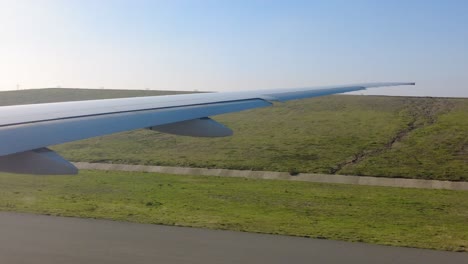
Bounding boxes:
[0,82,414,175]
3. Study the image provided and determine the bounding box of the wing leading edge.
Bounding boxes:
[0,82,414,174]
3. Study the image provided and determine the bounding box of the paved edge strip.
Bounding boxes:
[73,162,468,191]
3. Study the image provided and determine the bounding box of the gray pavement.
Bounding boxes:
[0,212,465,264]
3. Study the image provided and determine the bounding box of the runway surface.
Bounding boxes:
[0,212,465,264]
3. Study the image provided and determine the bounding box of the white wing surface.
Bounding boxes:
[0,82,414,174]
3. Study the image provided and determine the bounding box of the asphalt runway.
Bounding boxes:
[0,212,465,264]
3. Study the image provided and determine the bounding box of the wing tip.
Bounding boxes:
[365,82,416,89]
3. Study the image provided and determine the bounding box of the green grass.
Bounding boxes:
[340,100,468,180]
[0,170,466,251]
[2,88,467,181]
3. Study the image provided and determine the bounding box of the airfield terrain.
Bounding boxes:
[0,170,466,251]
[0,88,466,252]
[1,88,467,181]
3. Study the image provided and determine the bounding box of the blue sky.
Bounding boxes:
[0,0,467,97]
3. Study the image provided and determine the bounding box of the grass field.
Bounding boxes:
[0,170,466,252]
[1,88,467,181]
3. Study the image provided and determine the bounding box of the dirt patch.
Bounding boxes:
[331,98,455,174]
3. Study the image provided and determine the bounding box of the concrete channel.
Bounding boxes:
[73,162,468,191]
